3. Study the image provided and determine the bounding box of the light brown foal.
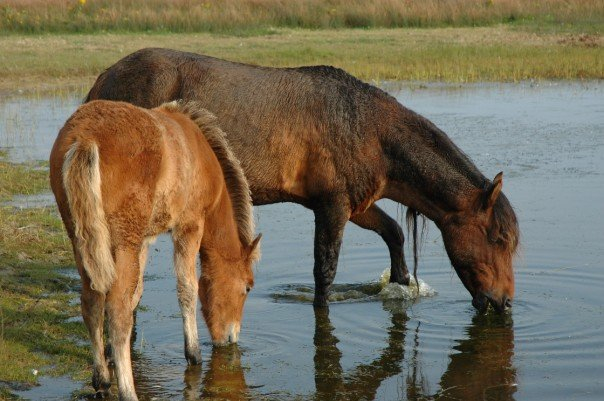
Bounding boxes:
[49,100,260,401]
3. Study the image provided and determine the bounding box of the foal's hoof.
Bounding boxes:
[92,370,111,397]
[94,388,111,399]
[185,348,202,365]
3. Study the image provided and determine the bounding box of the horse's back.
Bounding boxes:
[86,49,395,207]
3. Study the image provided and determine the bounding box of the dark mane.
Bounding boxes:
[491,194,520,254]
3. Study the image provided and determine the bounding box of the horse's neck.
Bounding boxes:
[382,110,484,224]
[201,188,244,260]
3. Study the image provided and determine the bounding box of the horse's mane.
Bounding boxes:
[160,100,255,247]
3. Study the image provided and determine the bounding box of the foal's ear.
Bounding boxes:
[484,172,503,210]
[247,233,262,262]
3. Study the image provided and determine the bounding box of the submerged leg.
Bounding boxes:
[350,204,410,285]
[173,224,203,365]
[78,249,111,397]
[313,204,349,307]
[106,248,140,401]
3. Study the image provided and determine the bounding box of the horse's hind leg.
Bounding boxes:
[350,204,411,285]
[106,248,140,401]
[76,250,112,397]
[173,224,203,365]
[312,204,349,307]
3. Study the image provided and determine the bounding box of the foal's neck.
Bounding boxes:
[200,187,245,262]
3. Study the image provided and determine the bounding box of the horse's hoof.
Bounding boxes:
[313,294,329,308]
[390,271,411,286]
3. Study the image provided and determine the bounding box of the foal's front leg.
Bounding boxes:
[173,225,203,365]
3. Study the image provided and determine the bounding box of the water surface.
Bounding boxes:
[2,82,602,400]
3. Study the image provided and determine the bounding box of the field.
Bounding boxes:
[1,26,602,93]
[1,0,602,34]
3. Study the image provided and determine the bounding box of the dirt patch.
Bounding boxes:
[558,33,601,47]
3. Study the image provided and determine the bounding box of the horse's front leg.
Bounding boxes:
[350,204,410,285]
[312,203,349,307]
[173,224,203,365]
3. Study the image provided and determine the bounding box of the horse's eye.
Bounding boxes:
[245,285,252,294]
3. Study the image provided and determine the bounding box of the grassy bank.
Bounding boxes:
[1,26,602,93]
[1,0,602,34]
[0,153,88,399]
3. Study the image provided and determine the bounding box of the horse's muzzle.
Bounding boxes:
[473,292,512,314]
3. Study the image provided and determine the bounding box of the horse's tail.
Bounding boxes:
[63,139,115,293]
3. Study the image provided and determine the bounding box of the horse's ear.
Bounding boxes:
[484,172,503,210]
[247,233,262,262]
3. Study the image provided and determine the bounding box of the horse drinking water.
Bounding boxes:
[49,100,261,401]
[86,48,519,311]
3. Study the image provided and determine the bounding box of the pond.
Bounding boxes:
[2,81,603,400]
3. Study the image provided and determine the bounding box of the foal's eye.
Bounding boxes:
[245,285,252,294]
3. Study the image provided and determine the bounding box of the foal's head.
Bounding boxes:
[199,235,261,345]
[440,173,519,313]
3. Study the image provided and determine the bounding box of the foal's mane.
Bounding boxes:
[160,100,255,246]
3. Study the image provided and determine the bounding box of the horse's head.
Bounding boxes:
[199,234,261,345]
[440,173,519,313]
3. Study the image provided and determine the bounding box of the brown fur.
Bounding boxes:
[50,100,260,400]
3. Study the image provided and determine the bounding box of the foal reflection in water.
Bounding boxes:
[49,100,261,401]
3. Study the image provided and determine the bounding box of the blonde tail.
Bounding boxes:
[62,140,115,293]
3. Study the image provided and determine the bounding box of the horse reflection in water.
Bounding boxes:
[436,314,517,400]
[312,305,517,401]
[129,304,516,400]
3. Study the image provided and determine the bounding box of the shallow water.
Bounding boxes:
[2,82,603,400]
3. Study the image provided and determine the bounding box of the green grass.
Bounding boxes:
[0,156,49,202]
[0,154,89,398]
[1,27,602,93]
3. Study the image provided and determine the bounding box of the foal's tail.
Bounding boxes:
[62,139,115,293]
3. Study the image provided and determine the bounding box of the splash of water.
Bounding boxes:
[378,268,437,300]
[272,269,436,303]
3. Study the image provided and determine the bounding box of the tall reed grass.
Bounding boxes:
[1,0,602,34]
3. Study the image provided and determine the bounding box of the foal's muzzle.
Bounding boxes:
[213,322,241,346]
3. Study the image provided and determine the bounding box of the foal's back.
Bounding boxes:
[49,100,219,246]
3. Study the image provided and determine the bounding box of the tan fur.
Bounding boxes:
[62,140,115,293]
[160,100,256,253]
[49,100,259,400]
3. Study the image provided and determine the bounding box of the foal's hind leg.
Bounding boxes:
[106,248,140,401]
[350,204,411,285]
[173,224,203,365]
[75,251,111,397]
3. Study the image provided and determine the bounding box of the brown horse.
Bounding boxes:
[85,48,519,311]
[49,100,261,401]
